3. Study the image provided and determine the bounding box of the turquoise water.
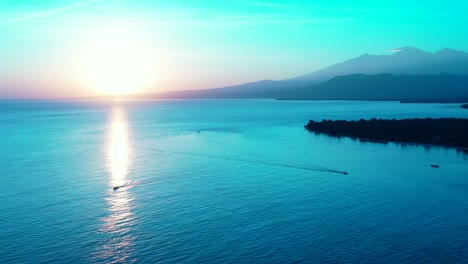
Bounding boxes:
[1,100,467,263]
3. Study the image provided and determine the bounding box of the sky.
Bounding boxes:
[1,0,468,98]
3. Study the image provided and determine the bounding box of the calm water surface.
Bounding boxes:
[0,100,467,263]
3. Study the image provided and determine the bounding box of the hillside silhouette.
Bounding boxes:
[279,74,468,101]
[152,47,468,101]
[290,46,468,81]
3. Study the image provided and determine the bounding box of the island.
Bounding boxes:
[305,118,468,148]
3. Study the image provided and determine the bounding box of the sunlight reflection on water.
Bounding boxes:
[96,105,136,263]
[108,107,130,186]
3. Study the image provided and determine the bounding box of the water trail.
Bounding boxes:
[112,178,154,191]
[146,147,347,175]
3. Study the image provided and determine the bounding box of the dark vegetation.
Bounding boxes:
[305,118,468,148]
[400,99,468,103]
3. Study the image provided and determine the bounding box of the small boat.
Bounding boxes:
[113,186,120,191]
[430,164,440,168]
[343,171,349,175]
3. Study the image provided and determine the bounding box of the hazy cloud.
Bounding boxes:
[67,12,351,31]
[232,0,376,13]
[0,0,104,25]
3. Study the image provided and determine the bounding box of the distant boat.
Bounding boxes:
[430,164,440,168]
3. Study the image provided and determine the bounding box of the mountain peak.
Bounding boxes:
[352,53,371,59]
[436,48,467,56]
[397,45,419,50]
[390,46,428,55]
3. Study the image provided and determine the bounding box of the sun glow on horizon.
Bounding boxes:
[79,28,157,96]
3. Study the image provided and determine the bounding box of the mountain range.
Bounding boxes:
[289,46,468,81]
[151,46,468,101]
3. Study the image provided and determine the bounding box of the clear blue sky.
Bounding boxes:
[1,0,467,98]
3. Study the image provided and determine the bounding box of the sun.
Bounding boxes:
[80,29,157,96]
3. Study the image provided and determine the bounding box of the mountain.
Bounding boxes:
[289,46,468,82]
[279,74,468,101]
[153,80,313,99]
[151,47,468,100]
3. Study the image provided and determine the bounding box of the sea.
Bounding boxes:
[0,99,467,263]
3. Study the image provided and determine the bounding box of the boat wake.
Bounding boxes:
[146,147,348,175]
[112,178,150,191]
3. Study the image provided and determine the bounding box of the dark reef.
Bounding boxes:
[305,118,468,148]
